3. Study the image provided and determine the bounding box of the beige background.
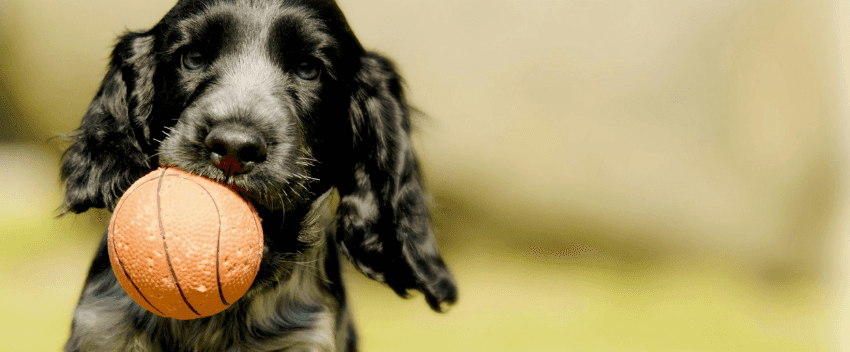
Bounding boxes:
[1,0,849,351]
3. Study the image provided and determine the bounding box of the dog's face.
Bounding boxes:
[147,0,362,211]
[61,0,457,313]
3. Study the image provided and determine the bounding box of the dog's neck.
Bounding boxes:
[239,189,348,350]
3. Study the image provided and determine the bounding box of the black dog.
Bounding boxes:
[61,0,457,350]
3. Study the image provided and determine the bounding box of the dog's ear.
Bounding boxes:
[60,32,156,214]
[334,52,458,312]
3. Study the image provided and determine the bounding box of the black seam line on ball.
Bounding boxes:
[158,169,202,317]
[111,178,166,317]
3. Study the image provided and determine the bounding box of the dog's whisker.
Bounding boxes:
[144,153,161,164]
[295,157,317,167]
[290,172,318,184]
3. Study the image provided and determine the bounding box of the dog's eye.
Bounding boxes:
[295,61,321,80]
[182,51,207,71]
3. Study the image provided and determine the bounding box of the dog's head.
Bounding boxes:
[61,0,456,312]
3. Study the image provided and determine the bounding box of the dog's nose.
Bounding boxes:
[205,124,268,176]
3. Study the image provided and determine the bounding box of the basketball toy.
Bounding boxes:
[107,167,264,320]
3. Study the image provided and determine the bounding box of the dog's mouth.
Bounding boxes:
[158,137,317,212]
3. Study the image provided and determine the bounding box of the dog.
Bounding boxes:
[60,0,457,350]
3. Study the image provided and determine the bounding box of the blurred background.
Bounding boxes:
[2,0,849,350]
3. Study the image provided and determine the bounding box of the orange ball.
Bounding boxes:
[107,167,263,320]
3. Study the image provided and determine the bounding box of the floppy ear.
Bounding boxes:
[60,32,156,214]
[334,52,458,312]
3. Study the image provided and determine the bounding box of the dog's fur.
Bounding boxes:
[61,1,457,350]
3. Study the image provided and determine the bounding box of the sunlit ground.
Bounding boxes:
[2,0,850,351]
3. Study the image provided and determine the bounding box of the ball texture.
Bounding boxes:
[107,167,263,320]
